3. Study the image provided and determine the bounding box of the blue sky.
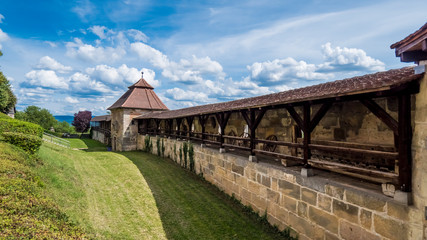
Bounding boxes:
[0,0,425,115]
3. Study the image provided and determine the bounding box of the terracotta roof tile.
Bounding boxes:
[390,22,427,49]
[136,67,423,120]
[107,78,168,110]
[91,115,111,122]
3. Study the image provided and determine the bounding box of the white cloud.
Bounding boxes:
[69,72,112,95]
[36,56,72,73]
[165,88,211,102]
[130,42,170,68]
[65,96,79,103]
[320,42,385,72]
[127,29,148,42]
[25,70,69,89]
[72,0,95,22]
[89,25,108,39]
[247,57,332,84]
[66,38,126,63]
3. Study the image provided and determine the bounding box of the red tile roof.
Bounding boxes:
[390,22,427,50]
[136,67,423,120]
[91,115,111,122]
[107,78,168,110]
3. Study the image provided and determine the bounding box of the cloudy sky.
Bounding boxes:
[0,0,425,115]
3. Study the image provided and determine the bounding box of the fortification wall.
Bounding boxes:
[137,135,424,239]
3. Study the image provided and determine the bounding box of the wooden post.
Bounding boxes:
[176,118,182,139]
[398,94,412,192]
[198,115,207,144]
[303,103,311,167]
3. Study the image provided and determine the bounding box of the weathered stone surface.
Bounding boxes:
[332,199,359,224]
[278,180,301,199]
[360,209,372,230]
[373,214,407,240]
[247,180,260,195]
[340,220,381,240]
[325,185,344,200]
[318,194,332,212]
[387,201,409,221]
[297,201,308,218]
[276,206,289,223]
[267,189,280,204]
[301,188,317,205]
[324,231,339,240]
[281,195,297,213]
[231,163,244,176]
[308,206,339,234]
[345,190,386,212]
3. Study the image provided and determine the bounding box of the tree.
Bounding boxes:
[0,51,17,113]
[15,105,56,130]
[72,111,92,133]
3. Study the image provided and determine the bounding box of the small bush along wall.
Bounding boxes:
[1,132,43,154]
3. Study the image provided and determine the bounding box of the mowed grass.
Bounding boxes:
[37,140,167,239]
[37,139,290,239]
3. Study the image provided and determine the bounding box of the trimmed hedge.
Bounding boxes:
[0,114,43,138]
[2,132,43,154]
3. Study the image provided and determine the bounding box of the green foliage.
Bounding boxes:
[156,137,161,156]
[183,141,188,169]
[2,132,43,154]
[161,139,165,157]
[0,114,43,138]
[179,147,182,165]
[0,142,87,239]
[0,71,16,114]
[189,143,195,172]
[15,105,57,130]
[15,106,76,134]
[144,135,153,153]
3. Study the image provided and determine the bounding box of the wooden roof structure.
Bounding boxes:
[136,66,423,120]
[91,115,111,122]
[391,22,427,63]
[107,75,168,111]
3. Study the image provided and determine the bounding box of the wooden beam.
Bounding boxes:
[398,94,412,192]
[303,103,311,166]
[240,110,252,129]
[360,99,398,135]
[399,50,427,62]
[253,108,267,130]
[285,105,303,129]
[310,102,332,132]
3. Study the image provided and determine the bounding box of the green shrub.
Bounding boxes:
[189,143,195,172]
[156,137,161,156]
[144,135,153,153]
[2,132,43,154]
[183,142,188,169]
[0,116,43,138]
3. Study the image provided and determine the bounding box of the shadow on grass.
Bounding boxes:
[74,138,291,239]
[119,151,292,240]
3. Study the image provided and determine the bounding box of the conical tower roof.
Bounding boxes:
[107,72,168,110]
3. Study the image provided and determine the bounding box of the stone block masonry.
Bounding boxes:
[138,135,426,239]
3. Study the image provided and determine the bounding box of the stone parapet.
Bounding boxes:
[139,135,425,239]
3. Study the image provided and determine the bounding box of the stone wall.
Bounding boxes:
[412,69,427,238]
[92,129,105,144]
[137,135,425,239]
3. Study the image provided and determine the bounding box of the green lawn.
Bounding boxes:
[37,139,290,239]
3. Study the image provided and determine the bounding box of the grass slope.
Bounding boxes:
[37,139,291,239]
[0,141,86,239]
[37,139,166,239]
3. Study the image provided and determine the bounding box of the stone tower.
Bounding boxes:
[107,73,168,151]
